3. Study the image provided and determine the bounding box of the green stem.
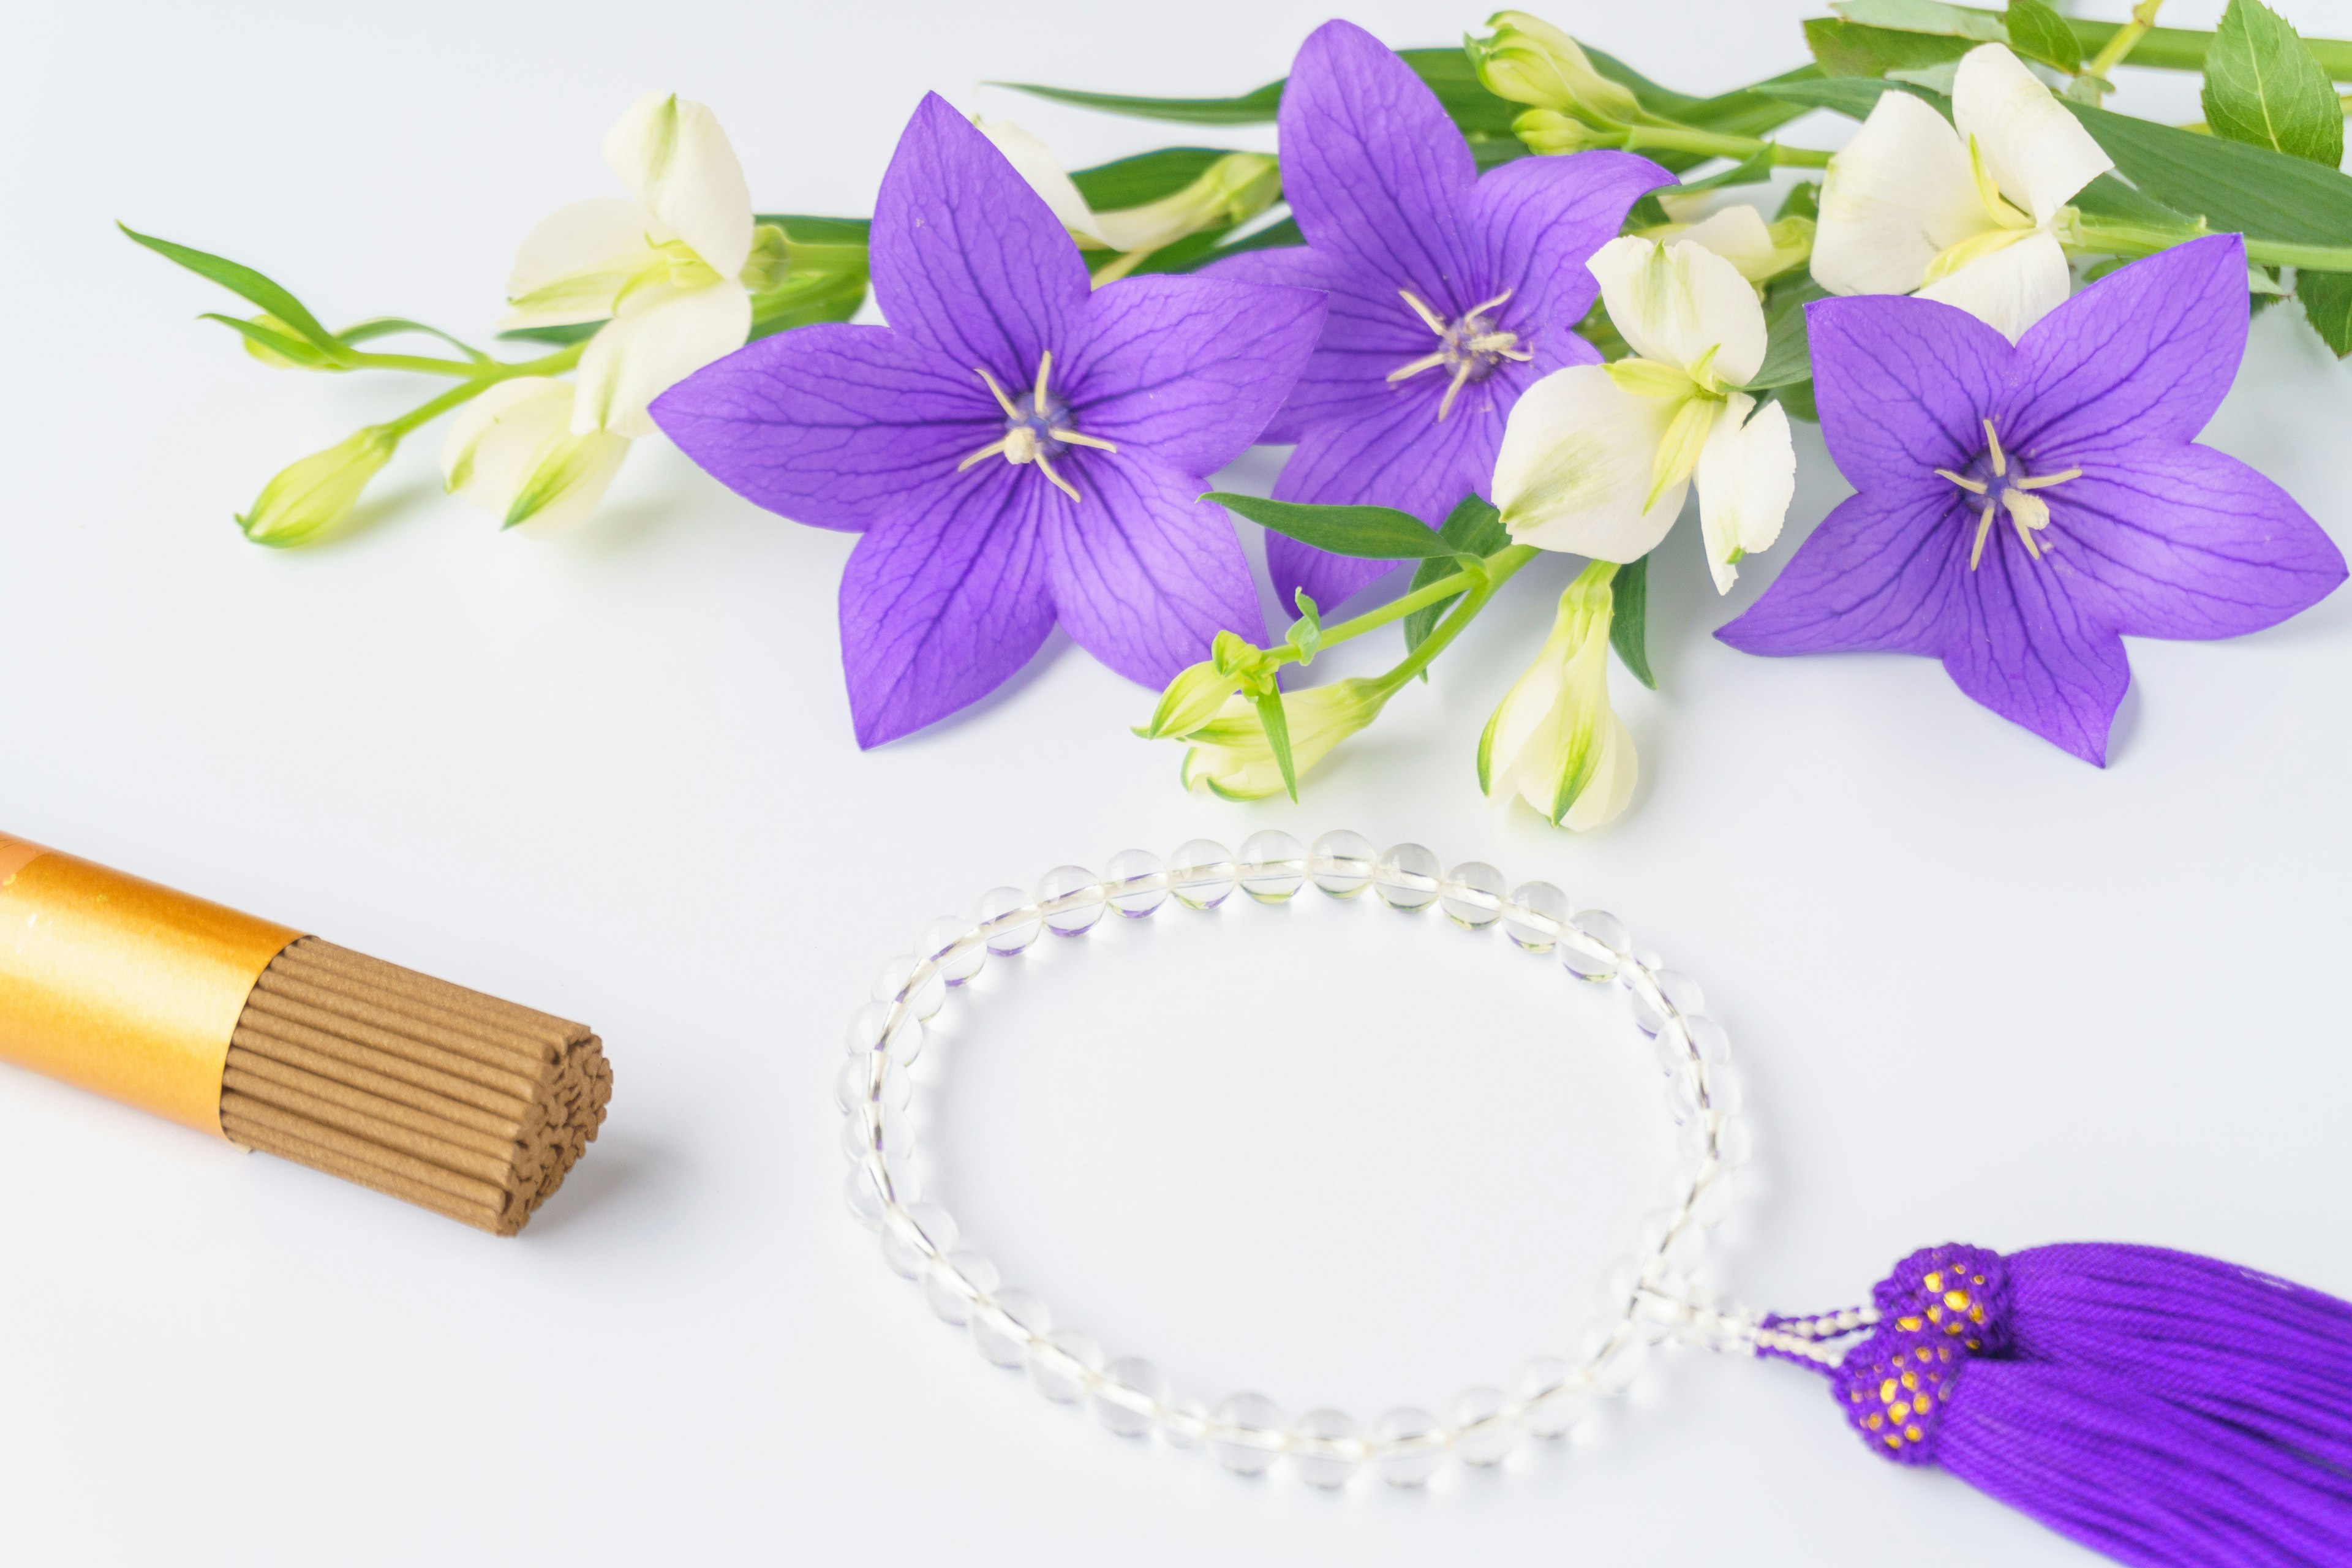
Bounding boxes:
[2066,213,2352,273]
[2054,10,2352,81]
[2081,0,2167,83]
[1368,546,1540,695]
[1616,124,1833,168]
[370,341,587,439]
[350,344,584,380]
[1270,560,1497,665]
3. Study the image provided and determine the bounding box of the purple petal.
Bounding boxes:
[1194,247,1339,443]
[1806,293,2012,489]
[838,463,1055,747]
[1717,486,1966,657]
[1473,150,1672,371]
[1064,274,1327,475]
[1942,538,2132,765]
[869,94,1091,383]
[2046,439,2346,639]
[2001,235,2247,462]
[1278,20,1482,312]
[650,323,995,532]
[1042,453,1267,686]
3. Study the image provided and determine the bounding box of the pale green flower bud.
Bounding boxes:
[1090,153,1282,256]
[1477,564,1637,829]
[236,426,397,547]
[1136,630,1275,739]
[1468,11,1642,126]
[1180,678,1389,801]
[1510,108,1613,157]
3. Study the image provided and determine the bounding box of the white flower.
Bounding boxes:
[440,378,630,534]
[1491,235,1795,592]
[1811,43,2113,341]
[1180,679,1389,800]
[1479,564,1636,830]
[977,121,1279,265]
[502,94,774,438]
[1648,203,1814,284]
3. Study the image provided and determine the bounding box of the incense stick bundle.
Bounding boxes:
[0,833,610,1234]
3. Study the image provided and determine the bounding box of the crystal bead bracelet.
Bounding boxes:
[837,829,1760,1489]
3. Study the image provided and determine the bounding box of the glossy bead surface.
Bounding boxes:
[843,1166,886,1231]
[834,1055,909,1115]
[1373,843,1441,910]
[1561,910,1628,980]
[924,1248,998,1325]
[1518,1357,1591,1439]
[918,915,986,986]
[1686,1015,1732,1066]
[1169,839,1238,909]
[1103,848,1169,918]
[872,954,945,1022]
[1029,1327,1102,1403]
[1502,881,1569,950]
[1307,829,1376,897]
[971,1290,1050,1368]
[1093,1357,1168,1438]
[1237,830,1306,902]
[974,886,1044,954]
[1210,1393,1284,1476]
[1372,1406,1445,1487]
[838,1102,913,1164]
[881,1200,957,1280]
[1034,865,1106,936]
[1289,1408,1363,1488]
[1158,1397,1209,1449]
[1450,1385,1521,1465]
[1439,861,1507,927]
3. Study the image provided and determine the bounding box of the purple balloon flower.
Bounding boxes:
[1212,19,1670,611]
[1718,235,2344,764]
[652,94,1325,747]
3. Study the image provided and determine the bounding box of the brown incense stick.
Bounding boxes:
[219,938,612,1235]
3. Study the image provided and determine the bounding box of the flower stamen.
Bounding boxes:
[1391,286,1529,421]
[960,350,1110,502]
[1945,418,2075,570]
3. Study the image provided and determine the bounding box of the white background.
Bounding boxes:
[5,2,2350,1562]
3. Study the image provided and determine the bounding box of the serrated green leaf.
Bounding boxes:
[1806,17,1975,79]
[120,225,350,361]
[2202,0,2343,168]
[1251,690,1300,801]
[2003,0,2082,72]
[1068,148,1232,211]
[2298,269,2352,353]
[1205,493,1452,559]
[1609,554,1656,689]
[2067,100,2352,249]
[1403,494,1512,660]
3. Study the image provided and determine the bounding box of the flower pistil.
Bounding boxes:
[1387,287,1534,420]
[958,349,1118,503]
[1936,417,2080,569]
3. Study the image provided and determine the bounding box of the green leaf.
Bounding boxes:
[2003,0,2082,72]
[335,317,489,361]
[1205,493,1455,559]
[2297,269,2352,353]
[1397,47,1520,138]
[1403,495,1512,659]
[1609,555,1656,689]
[1805,17,1973,79]
[1746,278,1828,390]
[1833,0,2007,40]
[2067,100,2352,249]
[1769,378,1820,423]
[1285,590,1325,663]
[753,214,872,244]
[1778,179,1823,222]
[1147,216,1303,276]
[2201,0,2343,168]
[200,313,333,367]
[1757,74,1949,119]
[992,77,1283,125]
[1068,148,1233,211]
[1668,66,1828,140]
[2070,171,2199,229]
[119,224,350,361]
[1252,690,1300,801]
[497,322,601,346]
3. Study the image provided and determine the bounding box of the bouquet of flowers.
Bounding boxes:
[132,2,2349,824]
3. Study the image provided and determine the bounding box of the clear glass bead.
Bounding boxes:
[1289,1408,1363,1488]
[1093,1357,1167,1439]
[1307,829,1376,897]
[1158,1396,1210,1449]
[1561,910,1627,980]
[842,1000,900,1056]
[1686,1015,1732,1067]
[1439,861,1507,927]
[1034,865,1106,936]
[1664,1062,1706,1124]
[1716,1117,1754,1169]
[918,915,986,986]
[1449,1385,1521,1465]
[1237,830,1307,902]
[1169,839,1238,908]
[881,1200,957,1280]
[1210,1392,1284,1476]
[974,886,1043,954]
[872,954,946,1022]
[1371,1406,1445,1487]
[834,1055,910,1115]
[1649,1016,1694,1076]
[1028,1327,1102,1404]
[1518,1357,1592,1439]
[1642,970,1705,1033]
[1703,1062,1744,1116]
[971,1289,1049,1369]
[843,1165,887,1231]
[924,1248,998,1325]
[879,1145,920,1205]
[1104,848,1169,918]
[1624,970,1668,1036]
[838,1101,914,1164]
[1502,881,1569,950]
[1373,843,1441,910]
[1691,1165,1740,1228]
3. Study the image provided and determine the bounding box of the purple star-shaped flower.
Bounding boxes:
[1718,235,2344,764]
[1210,18,1669,611]
[652,94,1325,747]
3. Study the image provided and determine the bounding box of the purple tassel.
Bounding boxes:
[1760,1243,2352,1567]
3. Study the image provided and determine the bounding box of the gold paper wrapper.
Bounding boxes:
[0,834,298,1137]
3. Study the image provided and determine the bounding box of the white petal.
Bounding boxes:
[1494,364,1691,559]
[1479,619,1573,799]
[1561,709,1637,831]
[976,119,1107,246]
[603,93,755,280]
[1810,88,1985,298]
[1693,393,1796,594]
[502,198,657,328]
[1673,206,1774,277]
[573,280,752,439]
[1914,229,2071,341]
[440,377,630,533]
[1588,236,1768,386]
[1951,43,2112,226]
